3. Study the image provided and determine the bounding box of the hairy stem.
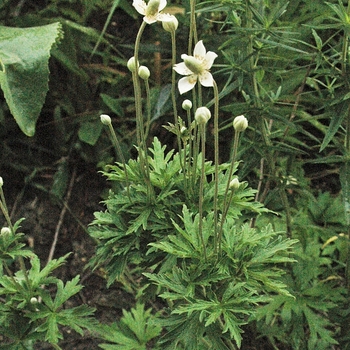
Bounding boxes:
[212,80,220,254]
[198,123,207,261]
[133,21,154,202]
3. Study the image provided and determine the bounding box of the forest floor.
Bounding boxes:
[1,162,138,349]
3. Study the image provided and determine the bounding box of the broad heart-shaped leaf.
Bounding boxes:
[0,22,62,136]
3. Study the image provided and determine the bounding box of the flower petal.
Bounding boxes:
[159,0,167,11]
[174,61,193,76]
[203,51,218,69]
[178,75,197,94]
[194,40,206,58]
[143,15,158,24]
[157,12,173,22]
[132,0,147,15]
[198,71,214,87]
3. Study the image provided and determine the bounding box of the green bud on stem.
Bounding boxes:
[233,115,248,132]
[195,107,211,125]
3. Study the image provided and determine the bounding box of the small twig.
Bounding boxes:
[46,166,76,265]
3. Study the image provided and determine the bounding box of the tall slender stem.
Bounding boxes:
[133,21,146,148]
[189,0,198,55]
[218,130,240,256]
[212,80,220,253]
[170,30,186,180]
[0,196,13,231]
[245,0,274,212]
[133,21,154,202]
[198,123,207,261]
[144,78,151,140]
[186,109,195,199]
[105,121,131,200]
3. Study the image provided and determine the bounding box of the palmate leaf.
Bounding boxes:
[99,333,143,350]
[121,303,162,344]
[27,254,70,289]
[0,274,21,294]
[148,137,174,174]
[144,266,195,302]
[53,275,83,309]
[173,299,249,348]
[304,304,338,349]
[249,234,298,265]
[31,304,96,344]
[158,313,206,350]
[125,208,152,235]
[28,276,95,344]
[221,310,245,348]
[97,303,161,350]
[149,206,212,259]
[0,23,63,136]
[256,283,340,349]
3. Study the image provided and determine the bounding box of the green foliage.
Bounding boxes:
[0,219,34,263]
[255,190,348,349]
[255,239,345,349]
[89,137,267,286]
[0,219,96,348]
[97,303,162,349]
[145,214,296,348]
[89,136,297,348]
[2,0,350,349]
[0,23,63,136]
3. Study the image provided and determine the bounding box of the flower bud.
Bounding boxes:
[195,107,211,125]
[182,99,192,111]
[30,297,38,304]
[180,126,187,134]
[229,178,240,190]
[1,227,11,236]
[233,115,248,132]
[0,176,3,187]
[138,65,150,80]
[162,15,178,33]
[127,56,138,72]
[100,114,112,125]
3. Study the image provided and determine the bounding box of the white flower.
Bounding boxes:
[133,0,169,24]
[174,40,218,95]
